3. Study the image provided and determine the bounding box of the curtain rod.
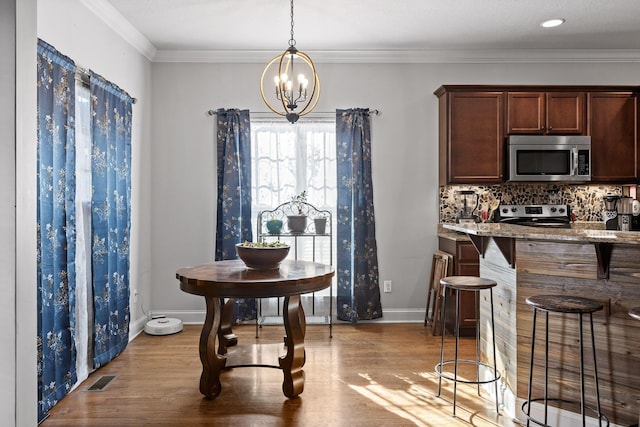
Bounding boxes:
[207,109,380,117]
[75,67,138,104]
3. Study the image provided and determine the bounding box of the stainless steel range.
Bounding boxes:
[496,204,571,228]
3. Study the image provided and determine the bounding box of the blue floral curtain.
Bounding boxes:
[215,109,255,321]
[36,39,77,422]
[336,109,383,323]
[90,71,133,368]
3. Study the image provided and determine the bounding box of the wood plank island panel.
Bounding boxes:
[478,237,640,426]
[516,241,640,426]
[479,241,518,412]
[516,240,599,280]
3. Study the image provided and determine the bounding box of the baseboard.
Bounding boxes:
[147,308,427,325]
[129,314,148,340]
[363,308,425,323]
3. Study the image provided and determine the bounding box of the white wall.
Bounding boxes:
[148,62,439,320]
[5,0,39,425]
[150,60,640,322]
[3,1,39,425]
[15,2,38,425]
[37,0,153,334]
[1,1,18,424]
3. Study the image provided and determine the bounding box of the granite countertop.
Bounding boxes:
[436,225,471,241]
[441,222,640,245]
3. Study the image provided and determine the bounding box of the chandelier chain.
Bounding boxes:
[288,0,296,47]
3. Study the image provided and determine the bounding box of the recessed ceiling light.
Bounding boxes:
[540,18,566,28]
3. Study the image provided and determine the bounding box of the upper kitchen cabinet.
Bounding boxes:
[436,88,505,184]
[588,92,638,182]
[507,91,586,135]
[436,85,639,185]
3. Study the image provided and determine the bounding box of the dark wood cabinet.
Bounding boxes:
[438,237,479,336]
[507,91,585,135]
[437,89,504,185]
[507,92,543,134]
[588,92,638,182]
[436,85,639,185]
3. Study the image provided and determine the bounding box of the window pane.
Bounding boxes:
[251,120,336,216]
[303,124,336,210]
[250,119,337,298]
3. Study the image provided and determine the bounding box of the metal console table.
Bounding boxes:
[257,201,333,337]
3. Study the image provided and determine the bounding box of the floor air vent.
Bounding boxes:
[87,375,116,392]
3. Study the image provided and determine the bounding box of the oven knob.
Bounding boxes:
[559,207,565,213]
[502,208,508,214]
[550,207,557,213]
[511,207,517,212]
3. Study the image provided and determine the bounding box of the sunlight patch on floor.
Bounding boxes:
[347,371,506,426]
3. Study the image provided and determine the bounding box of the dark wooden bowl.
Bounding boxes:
[235,244,290,270]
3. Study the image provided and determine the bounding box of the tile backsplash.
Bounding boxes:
[440,183,623,223]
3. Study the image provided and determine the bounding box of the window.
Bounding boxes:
[251,119,336,214]
[250,118,336,293]
[74,77,93,384]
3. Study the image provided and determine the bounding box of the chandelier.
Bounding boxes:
[260,0,320,124]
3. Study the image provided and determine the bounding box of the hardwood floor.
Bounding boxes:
[42,323,521,426]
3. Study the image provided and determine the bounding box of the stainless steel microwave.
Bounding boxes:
[508,135,591,182]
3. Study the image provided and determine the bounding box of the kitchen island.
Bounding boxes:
[442,222,640,426]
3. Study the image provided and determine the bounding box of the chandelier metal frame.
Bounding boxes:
[260,0,320,124]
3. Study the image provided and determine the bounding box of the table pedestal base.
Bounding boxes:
[279,295,306,398]
[219,298,237,347]
[198,295,306,399]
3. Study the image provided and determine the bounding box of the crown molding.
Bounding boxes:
[153,48,640,64]
[80,0,157,61]
[80,1,640,65]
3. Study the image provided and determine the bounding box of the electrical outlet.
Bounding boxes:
[383,280,392,293]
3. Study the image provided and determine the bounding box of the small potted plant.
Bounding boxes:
[314,213,327,234]
[287,190,308,233]
[266,216,283,234]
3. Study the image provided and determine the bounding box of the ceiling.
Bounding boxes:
[100,0,640,62]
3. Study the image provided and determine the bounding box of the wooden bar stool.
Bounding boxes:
[522,295,609,427]
[435,276,500,417]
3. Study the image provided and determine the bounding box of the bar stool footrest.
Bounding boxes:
[521,398,610,427]
[435,359,501,385]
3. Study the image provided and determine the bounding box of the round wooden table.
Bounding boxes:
[176,259,334,399]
